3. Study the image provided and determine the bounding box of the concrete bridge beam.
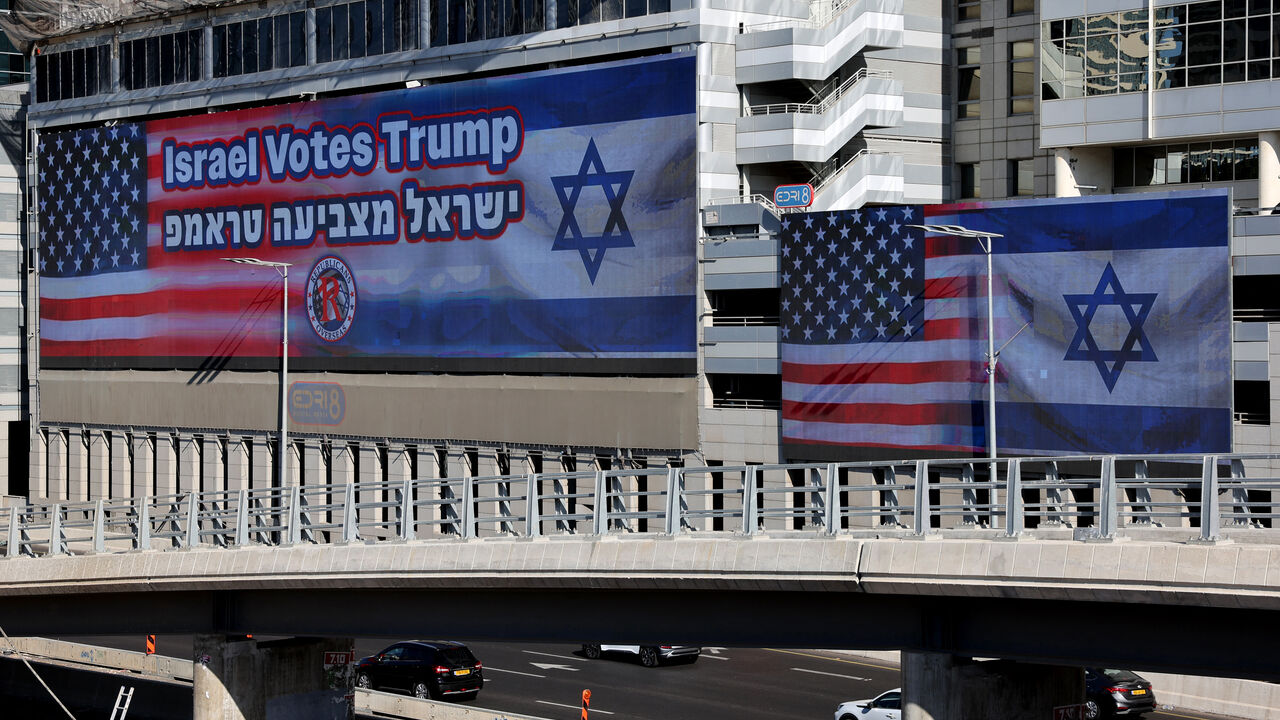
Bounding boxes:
[193,634,354,720]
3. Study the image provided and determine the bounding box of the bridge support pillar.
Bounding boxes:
[156,434,179,498]
[66,427,88,502]
[203,436,225,494]
[178,435,201,493]
[29,427,47,500]
[226,438,250,493]
[193,634,354,720]
[87,430,109,500]
[903,652,1081,720]
[110,432,132,500]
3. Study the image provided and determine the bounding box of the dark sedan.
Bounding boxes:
[354,640,483,700]
[1085,668,1156,718]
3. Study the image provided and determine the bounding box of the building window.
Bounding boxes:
[959,163,981,198]
[1043,0,1278,100]
[214,12,307,77]
[0,31,28,86]
[1010,0,1033,15]
[957,46,980,118]
[958,0,979,21]
[119,30,202,91]
[317,0,419,62]
[433,0,666,44]
[1009,159,1034,196]
[1113,139,1259,186]
[35,45,110,102]
[1010,41,1035,114]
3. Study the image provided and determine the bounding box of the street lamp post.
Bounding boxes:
[906,224,1004,463]
[223,258,293,489]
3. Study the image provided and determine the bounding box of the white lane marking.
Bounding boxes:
[530,662,579,672]
[484,666,545,678]
[537,700,614,715]
[704,647,726,654]
[699,654,730,660]
[791,667,872,681]
[522,650,590,662]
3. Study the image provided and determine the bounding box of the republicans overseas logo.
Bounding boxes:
[306,256,357,342]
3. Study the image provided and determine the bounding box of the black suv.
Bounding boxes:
[1084,668,1156,718]
[354,640,483,700]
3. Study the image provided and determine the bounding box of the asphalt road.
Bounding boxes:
[421,641,899,720]
[38,635,1246,720]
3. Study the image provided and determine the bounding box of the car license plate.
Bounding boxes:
[1131,689,1146,695]
[454,669,471,676]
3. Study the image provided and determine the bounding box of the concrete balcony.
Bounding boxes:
[737,0,904,84]
[703,324,780,374]
[736,70,903,165]
[1234,321,1268,382]
[809,150,904,210]
[1233,212,1280,276]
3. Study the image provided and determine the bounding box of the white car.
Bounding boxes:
[581,644,701,667]
[835,688,902,720]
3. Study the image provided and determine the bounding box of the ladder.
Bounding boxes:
[109,686,135,720]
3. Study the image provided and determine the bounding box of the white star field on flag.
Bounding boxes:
[780,206,925,345]
[39,123,148,278]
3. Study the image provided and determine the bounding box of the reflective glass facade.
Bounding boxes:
[430,0,668,46]
[1113,139,1259,186]
[1042,0,1279,98]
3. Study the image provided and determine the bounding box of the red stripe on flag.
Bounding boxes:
[40,335,286,357]
[783,400,981,426]
[924,276,984,299]
[924,235,983,258]
[921,317,983,341]
[781,437,984,454]
[40,286,293,322]
[781,360,988,385]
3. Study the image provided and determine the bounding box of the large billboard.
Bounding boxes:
[38,54,697,373]
[781,190,1232,459]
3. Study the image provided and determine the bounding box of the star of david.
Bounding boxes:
[1063,262,1158,392]
[550,138,635,283]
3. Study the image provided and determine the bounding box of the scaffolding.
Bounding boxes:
[0,0,218,52]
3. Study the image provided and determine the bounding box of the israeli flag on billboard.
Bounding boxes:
[927,190,1232,454]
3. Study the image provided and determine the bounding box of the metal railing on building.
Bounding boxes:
[2,453,1278,558]
[745,0,856,32]
[743,68,892,117]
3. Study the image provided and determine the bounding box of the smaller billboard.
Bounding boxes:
[780,190,1232,459]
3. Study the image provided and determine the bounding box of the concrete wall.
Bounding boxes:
[1140,671,1280,720]
[359,691,551,720]
[39,370,699,452]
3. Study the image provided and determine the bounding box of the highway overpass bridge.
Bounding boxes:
[0,453,1277,719]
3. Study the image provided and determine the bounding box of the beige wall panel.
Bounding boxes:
[41,370,699,451]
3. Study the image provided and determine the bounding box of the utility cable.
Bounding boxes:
[0,623,78,719]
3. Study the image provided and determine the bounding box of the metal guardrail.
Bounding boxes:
[745,0,856,32]
[1,454,1278,558]
[709,314,780,326]
[744,68,892,117]
[809,147,891,191]
[706,193,782,215]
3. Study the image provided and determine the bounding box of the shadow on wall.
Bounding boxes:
[188,278,282,386]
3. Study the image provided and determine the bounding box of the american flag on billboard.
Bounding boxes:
[38,125,148,279]
[780,206,1012,456]
[38,116,304,364]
